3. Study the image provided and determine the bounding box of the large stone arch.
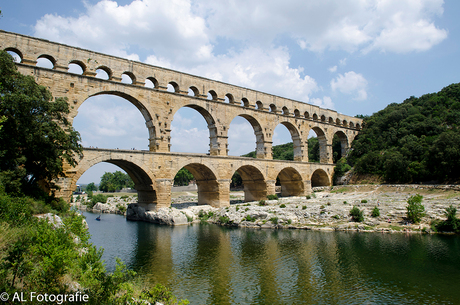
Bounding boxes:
[171,104,219,155]
[333,130,349,161]
[310,126,330,163]
[311,169,330,187]
[277,121,303,161]
[76,90,157,152]
[71,153,156,208]
[229,114,267,159]
[276,167,304,197]
[233,165,266,202]
[175,163,221,206]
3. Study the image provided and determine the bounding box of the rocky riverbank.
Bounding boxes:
[125,184,460,234]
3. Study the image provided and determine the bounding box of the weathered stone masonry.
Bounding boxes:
[1,30,362,210]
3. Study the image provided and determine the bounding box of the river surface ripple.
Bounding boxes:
[83,211,460,305]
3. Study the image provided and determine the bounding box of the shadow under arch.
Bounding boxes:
[333,130,349,161]
[276,167,304,197]
[310,126,329,163]
[172,104,219,155]
[234,165,266,202]
[72,155,156,206]
[311,169,330,187]
[81,91,156,151]
[178,163,220,206]
[277,121,303,161]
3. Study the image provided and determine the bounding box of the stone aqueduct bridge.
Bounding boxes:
[1,30,363,209]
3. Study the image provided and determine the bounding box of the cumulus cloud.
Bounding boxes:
[331,72,368,101]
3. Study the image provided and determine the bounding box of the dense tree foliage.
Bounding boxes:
[348,83,460,183]
[99,171,134,192]
[0,51,82,197]
[86,182,98,192]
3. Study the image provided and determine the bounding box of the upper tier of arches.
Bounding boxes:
[1,30,362,131]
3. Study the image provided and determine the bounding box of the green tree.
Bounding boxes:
[98,171,134,192]
[406,194,425,223]
[86,182,98,192]
[0,51,82,197]
[173,168,194,186]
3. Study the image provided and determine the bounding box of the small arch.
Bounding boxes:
[321,115,326,122]
[233,165,266,202]
[343,120,348,126]
[349,122,355,128]
[225,93,234,104]
[121,72,135,84]
[313,114,318,120]
[336,118,341,125]
[329,117,334,124]
[207,90,217,100]
[282,106,289,115]
[269,104,277,113]
[310,127,329,163]
[5,48,23,63]
[256,101,263,110]
[356,123,361,129]
[68,60,85,75]
[95,66,112,80]
[304,111,310,119]
[145,77,158,89]
[277,167,304,197]
[311,169,330,187]
[241,98,249,107]
[167,81,179,93]
[188,86,199,97]
[294,109,300,117]
[36,54,55,69]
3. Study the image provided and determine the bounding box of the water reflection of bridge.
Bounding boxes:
[1,30,362,209]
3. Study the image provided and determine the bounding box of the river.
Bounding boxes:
[83,211,460,304]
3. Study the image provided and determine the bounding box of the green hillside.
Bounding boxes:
[348,82,460,183]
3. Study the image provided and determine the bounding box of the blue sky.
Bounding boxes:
[2,0,459,184]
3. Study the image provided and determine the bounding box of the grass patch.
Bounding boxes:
[331,187,350,193]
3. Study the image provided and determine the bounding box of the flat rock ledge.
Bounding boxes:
[127,184,460,234]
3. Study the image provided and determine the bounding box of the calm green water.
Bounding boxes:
[83,212,460,304]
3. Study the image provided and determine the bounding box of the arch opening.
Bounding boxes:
[241,98,249,107]
[145,77,158,89]
[256,101,263,110]
[170,105,217,155]
[188,86,199,97]
[68,61,85,74]
[273,122,302,161]
[73,93,152,151]
[231,165,266,202]
[225,93,234,104]
[75,159,155,208]
[276,167,304,197]
[228,115,263,158]
[269,104,277,113]
[310,127,328,163]
[121,72,135,84]
[311,169,330,187]
[175,163,220,206]
[96,67,111,80]
[207,90,217,101]
[36,55,54,69]
[5,49,22,63]
[333,131,349,163]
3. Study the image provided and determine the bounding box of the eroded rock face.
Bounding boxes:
[127,204,188,225]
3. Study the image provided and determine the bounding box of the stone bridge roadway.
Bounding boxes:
[57,148,335,210]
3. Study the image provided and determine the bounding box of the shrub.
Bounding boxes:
[435,205,460,233]
[244,215,256,222]
[306,195,311,200]
[116,204,127,214]
[280,204,286,208]
[270,217,279,224]
[267,194,278,200]
[219,216,230,224]
[302,205,307,210]
[343,201,348,204]
[333,215,340,219]
[406,194,425,223]
[286,219,292,225]
[361,199,368,203]
[258,200,266,206]
[350,206,364,222]
[371,206,380,217]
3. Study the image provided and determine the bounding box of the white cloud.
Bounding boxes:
[328,66,337,73]
[331,72,368,101]
[310,96,335,110]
